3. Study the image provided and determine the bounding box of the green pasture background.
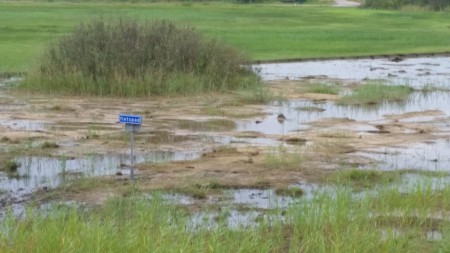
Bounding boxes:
[1,2,450,72]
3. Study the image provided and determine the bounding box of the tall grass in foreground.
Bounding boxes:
[337,83,413,105]
[20,19,261,97]
[3,180,450,252]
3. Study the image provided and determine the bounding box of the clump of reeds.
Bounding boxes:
[1,160,19,173]
[3,177,450,252]
[21,19,260,97]
[1,159,21,178]
[41,141,59,149]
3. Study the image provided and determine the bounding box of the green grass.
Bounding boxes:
[41,141,59,149]
[331,169,400,189]
[175,181,227,199]
[275,186,304,197]
[305,83,340,95]
[1,160,19,174]
[264,145,306,170]
[1,2,450,72]
[3,179,450,252]
[337,84,414,105]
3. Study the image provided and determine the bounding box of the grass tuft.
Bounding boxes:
[176,181,228,199]
[4,180,450,252]
[305,83,340,95]
[1,159,23,178]
[1,160,19,173]
[41,141,60,149]
[1,136,11,143]
[333,169,399,189]
[337,84,413,105]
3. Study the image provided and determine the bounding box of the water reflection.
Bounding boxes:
[255,56,450,88]
[0,120,46,131]
[359,140,450,171]
[0,151,199,196]
[237,91,450,134]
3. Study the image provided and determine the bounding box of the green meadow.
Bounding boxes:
[1,2,450,72]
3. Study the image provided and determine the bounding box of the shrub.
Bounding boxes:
[22,19,260,96]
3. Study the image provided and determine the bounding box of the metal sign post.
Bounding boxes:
[119,114,142,181]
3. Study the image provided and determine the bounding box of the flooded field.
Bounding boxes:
[237,91,450,134]
[1,56,450,222]
[256,55,450,88]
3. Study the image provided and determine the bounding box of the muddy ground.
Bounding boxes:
[1,75,449,210]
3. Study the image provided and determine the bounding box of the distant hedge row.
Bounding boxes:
[364,0,450,10]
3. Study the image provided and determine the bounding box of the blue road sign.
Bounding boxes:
[119,114,142,125]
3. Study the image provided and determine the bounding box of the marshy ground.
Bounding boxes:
[1,56,449,209]
[1,56,450,252]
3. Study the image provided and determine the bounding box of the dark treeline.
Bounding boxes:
[364,0,450,10]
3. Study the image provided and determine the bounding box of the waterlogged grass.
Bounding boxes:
[371,184,450,213]
[264,146,306,170]
[1,3,450,72]
[337,84,413,105]
[0,195,278,253]
[176,119,236,132]
[296,106,325,112]
[40,141,59,149]
[331,169,400,189]
[275,186,304,197]
[237,86,273,104]
[175,181,227,199]
[4,180,450,252]
[287,183,450,252]
[305,83,340,95]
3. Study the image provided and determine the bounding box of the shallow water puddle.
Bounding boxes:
[237,91,450,135]
[189,210,264,230]
[227,189,294,209]
[397,173,450,192]
[0,150,200,196]
[426,230,443,241]
[0,77,23,87]
[0,119,46,131]
[255,56,450,88]
[359,140,450,171]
